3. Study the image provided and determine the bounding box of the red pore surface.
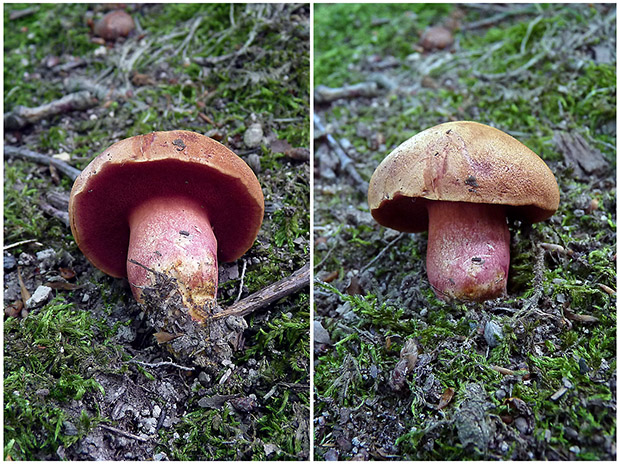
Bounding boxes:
[426,201,510,302]
[127,196,218,322]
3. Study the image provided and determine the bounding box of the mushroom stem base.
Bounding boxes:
[426,201,510,302]
[127,196,218,322]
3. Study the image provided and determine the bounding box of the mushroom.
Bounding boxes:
[69,131,264,321]
[93,10,135,41]
[368,121,559,302]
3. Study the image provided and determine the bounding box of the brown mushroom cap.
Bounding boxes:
[368,121,560,233]
[94,10,135,40]
[69,131,264,278]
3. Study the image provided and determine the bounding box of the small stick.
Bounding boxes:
[314,82,380,104]
[360,233,405,274]
[234,259,247,303]
[99,424,149,443]
[460,6,537,31]
[5,145,83,180]
[9,6,39,20]
[4,238,40,250]
[129,359,194,371]
[314,114,369,195]
[4,91,98,130]
[213,262,310,320]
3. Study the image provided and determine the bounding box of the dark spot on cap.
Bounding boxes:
[465,175,478,187]
[179,230,190,236]
[172,139,186,151]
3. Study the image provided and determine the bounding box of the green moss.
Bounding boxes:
[315,4,453,87]
[3,300,124,460]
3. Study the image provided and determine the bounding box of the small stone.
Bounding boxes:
[247,153,261,173]
[314,320,331,345]
[152,405,162,419]
[142,417,157,434]
[63,420,79,436]
[495,388,506,400]
[564,426,579,441]
[18,252,35,266]
[4,254,16,272]
[514,416,529,434]
[243,123,263,148]
[484,321,503,348]
[25,285,53,309]
[153,452,168,461]
[82,293,90,303]
[324,449,339,461]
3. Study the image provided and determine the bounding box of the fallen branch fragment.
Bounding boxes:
[598,283,616,296]
[4,90,98,130]
[3,239,41,251]
[314,114,369,195]
[5,145,83,180]
[564,310,599,323]
[213,262,310,320]
[540,242,574,256]
[460,6,536,31]
[129,359,194,371]
[314,82,380,104]
[99,424,149,443]
[360,232,405,274]
[9,6,39,20]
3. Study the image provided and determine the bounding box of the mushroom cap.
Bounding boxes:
[69,131,264,278]
[368,121,560,232]
[94,10,135,40]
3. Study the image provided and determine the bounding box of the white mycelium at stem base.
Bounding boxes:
[126,195,218,322]
[425,201,510,302]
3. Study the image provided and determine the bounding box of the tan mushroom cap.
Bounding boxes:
[368,121,560,233]
[69,130,264,278]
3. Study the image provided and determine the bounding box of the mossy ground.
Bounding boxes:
[314,4,615,460]
[4,3,309,460]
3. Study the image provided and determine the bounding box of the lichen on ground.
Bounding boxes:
[314,3,615,460]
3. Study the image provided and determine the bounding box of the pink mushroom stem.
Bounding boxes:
[425,201,510,302]
[126,195,218,322]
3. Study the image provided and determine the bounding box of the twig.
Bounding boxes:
[128,359,194,371]
[360,233,406,274]
[473,51,546,80]
[64,76,122,101]
[314,114,369,195]
[99,424,149,443]
[314,82,380,104]
[3,239,40,250]
[212,262,310,320]
[176,15,204,59]
[234,260,247,303]
[229,3,236,28]
[4,91,98,130]
[314,243,337,271]
[520,16,544,54]
[4,145,82,181]
[9,6,39,20]
[460,6,537,31]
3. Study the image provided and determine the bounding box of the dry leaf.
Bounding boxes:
[17,266,30,304]
[438,387,455,409]
[59,267,76,280]
[154,331,182,344]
